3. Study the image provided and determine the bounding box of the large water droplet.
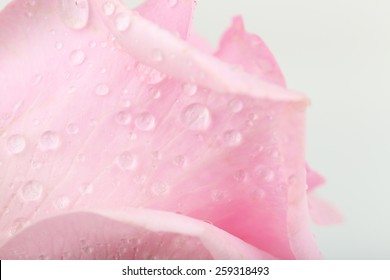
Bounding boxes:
[21,180,43,201]
[39,131,61,151]
[181,103,211,130]
[69,49,85,66]
[115,13,131,31]
[103,1,116,16]
[223,130,242,147]
[151,182,169,196]
[61,0,89,30]
[135,112,156,131]
[6,134,26,155]
[116,151,138,170]
[229,98,244,113]
[115,111,132,125]
[95,83,110,96]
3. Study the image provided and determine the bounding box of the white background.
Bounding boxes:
[1,0,389,259]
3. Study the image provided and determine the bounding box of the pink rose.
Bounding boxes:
[0,0,341,259]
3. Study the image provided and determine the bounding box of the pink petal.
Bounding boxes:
[308,195,343,225]
[0,209,274,259]
[306,164,326,191]
[0,0,319,259]
[135,0,195,39]
[215,16,286,87]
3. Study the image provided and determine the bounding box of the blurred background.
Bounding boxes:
[1,0,389,259]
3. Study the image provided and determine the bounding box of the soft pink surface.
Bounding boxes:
[0,0,335,259]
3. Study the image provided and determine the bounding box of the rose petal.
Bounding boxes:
[0,209,274,259]
[215,16,286,87]
[135,0,195,39]
[308,195,343,225]
[0,0,319,259]
[306,164,326,191]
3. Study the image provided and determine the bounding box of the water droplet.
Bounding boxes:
[151,182,169,196]
[115,13,131,31]
[223,130,242,147]
[7,134,26,155]
[39,131,61,151]
[79,183,93,195]
[136,64,165,85]
[88,41,96,48]
[149,88,161,99]
[60,0,89,30]
[182,83,197,96]
[66,123,79,135]
[55,41,63,50]
[181,103,211,130]
[168,0,178,8]
[135,112,156,131]
[211,190,225,201]
[31,160,43,169]
[95,83,110,96]
[116,151,138,170]
[255,167,275,183]
[9,218,28,236]
[102,1,116,16]
[151,49,163,62]
[20,180,43,201]
[115,111,132,125]
[233,169,246,182]
[55,196,70,209]
[229,98,244,113]
[69,49,85,66]
[173,155,186,167]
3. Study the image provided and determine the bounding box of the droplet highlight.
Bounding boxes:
[21,180,43,201]
[39,131,61,151]
[223,130,243,147]
[181,103,211,131]
[115,13,131,31]
[69,49,85,66]
[95,83,110,96]
[6,134,26,155]
[60,0,89,30]
[103,1,116,16]
[116,151,138,171]
[135,112,156,131]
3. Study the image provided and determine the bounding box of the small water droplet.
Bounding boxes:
[115,13,131,31]
[9,217,28,236]
[151,49,163,62]
[151,182,169,196]
[233,169,246,182]
[229,98,244,113]
[223,130,242,147]
[168,0,178,8]
[173,155,186,167]
[255,167,275,183]
[149,88,161,99]
[181,103,211,131]
[211,190,225,201]
[69,49,85,66]
[79,183,93,195]
[55,41,63,50]
[95,83,110,96]
[6,134,26,155]
[115,111,132,125]
[136,64,165,85]
[66,123,79,135]
[116,151,138,170]
[55,196,70,209]
[20,180,43,201]
[135,112,156,131]
[39,131,61,151]
[60,0,89,30]
[182,83,197,96]
[88,41,96,48]
[103,1,116,16]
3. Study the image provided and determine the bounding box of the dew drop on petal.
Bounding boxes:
[182,83,197,96]
[173,155,186,168]
[20,180,43,202]
[181,103,211,131]
[66,123,79,135]
[103,1,116,16]
[6,134,26,155]
[60,0,89,30]
[39,131,61,151]
[233,169,246,182]
[69,50,85,66]
[149,88,161,99]
[135,112,156,131]
[151,182,169,196]
[151,49,164,62]
[115,111,132,125]
[115,13,131,31]
[55,196,70,210]
[223,130,242,147]
[55,41,63,50]
[95,83,110,96]
[116,151,138,170]
[229,98,244,113]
